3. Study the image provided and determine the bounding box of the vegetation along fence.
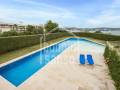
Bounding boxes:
[0,32,120,54]
[0,33,70,54]
[104,42,120,90]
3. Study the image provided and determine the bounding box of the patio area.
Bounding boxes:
[0,43,115,90]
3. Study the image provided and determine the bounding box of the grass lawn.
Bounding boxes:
[0,37,68,64]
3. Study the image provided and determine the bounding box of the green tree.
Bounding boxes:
[45,20,58,33]
[2,30,18,37]
[33,26,43,34]
[26,25,35,34]
[95,30,102,33]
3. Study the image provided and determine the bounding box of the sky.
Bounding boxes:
[0,0,120,27]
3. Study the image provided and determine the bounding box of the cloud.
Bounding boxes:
[13,0,77,19]
[87,15,120,27]
[14,0,66,11]
[0,0,76,24]
[1,0,120,27]
[87,0,120,27]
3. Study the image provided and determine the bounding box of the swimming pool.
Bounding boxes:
[0,38,104,86]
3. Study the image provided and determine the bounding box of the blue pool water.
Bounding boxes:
[0,38,104,86]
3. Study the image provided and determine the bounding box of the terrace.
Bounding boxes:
[0,37,116,90]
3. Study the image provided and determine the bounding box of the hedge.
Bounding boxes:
[0,33,70,54]
[104,43,120,90]
[0,35,41,54]
[74,32,120,41]
[0,32,120,54]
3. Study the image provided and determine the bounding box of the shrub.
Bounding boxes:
[104,46,110,59]
[104,44,120,90]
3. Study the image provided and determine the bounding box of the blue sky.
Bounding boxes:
[0,0,120,27]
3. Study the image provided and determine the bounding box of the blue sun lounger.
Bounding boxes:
[79,54,85,64]
[87,54,94,65]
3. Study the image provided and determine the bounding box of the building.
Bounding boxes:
[0,23,15,33]
[17,25,27,32]
[0,23,42,33]
[0,23,26,33]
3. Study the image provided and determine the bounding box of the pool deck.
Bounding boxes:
[0,43,115,90]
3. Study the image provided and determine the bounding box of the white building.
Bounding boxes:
[0,24,14,33]
[0,23,42,33]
